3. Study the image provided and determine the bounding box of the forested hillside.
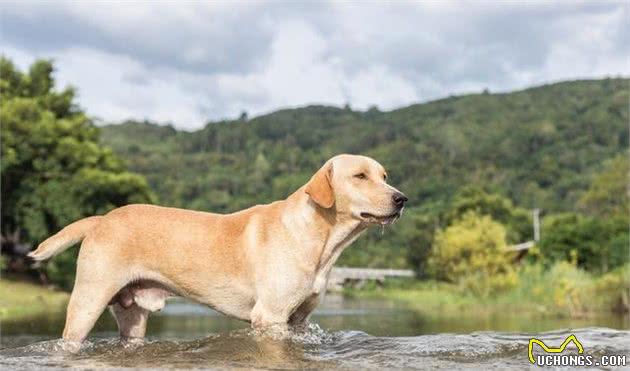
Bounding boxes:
[101,79,628,270]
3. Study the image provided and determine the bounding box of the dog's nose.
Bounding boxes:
[392,192,408,207]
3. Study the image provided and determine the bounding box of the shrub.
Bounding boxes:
[43,248,79,291]
[428,211,518,296]
[446,187,533,243]
[545,261,592,317]
[595,264,630,313]
[501,262,592,317]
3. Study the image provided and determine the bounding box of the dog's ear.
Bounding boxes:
[305,162,334,209]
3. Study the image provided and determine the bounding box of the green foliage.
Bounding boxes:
[544,261,592,316]
[538,213,628,273]
[535,153,629,275]
[536,155,630,275]
[510,262,628,316]
[0,279,69,320]
[100,78,628,271]
[579,153,629,217]
[500,262,592,317]
[595,264,630,313]
[351,262,627,317]
[337,207,434,270]
[1,57,154,289]
[446,187,532,243]
[44,248,79,290]
[3,57,628,288]
[428,212,518,296]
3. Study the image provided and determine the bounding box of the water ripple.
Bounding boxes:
[1,327,628,370]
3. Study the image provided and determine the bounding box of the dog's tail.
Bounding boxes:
[28,216,103,261]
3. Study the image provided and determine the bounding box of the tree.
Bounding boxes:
[446,187,532,243]
[579,154,629,218]
[534,154,630,274]
[400,210,436,278]
[97,77,628,270]
[538,213,628,273]
[428,212,518,296]
[0,57,154,288]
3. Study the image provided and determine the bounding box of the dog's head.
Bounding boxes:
[305,154,407,225]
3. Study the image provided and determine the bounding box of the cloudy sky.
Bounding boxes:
[1,1,627,129]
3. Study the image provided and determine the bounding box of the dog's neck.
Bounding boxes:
[284,187,368,293]
[313,215,366,294]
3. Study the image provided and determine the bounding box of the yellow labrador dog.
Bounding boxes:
[29,154,407,344]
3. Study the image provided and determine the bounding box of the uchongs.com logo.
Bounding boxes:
[528,334,627,367]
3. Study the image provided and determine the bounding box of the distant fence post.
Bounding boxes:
[533,208,541,242]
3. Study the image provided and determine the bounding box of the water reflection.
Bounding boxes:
[2,326,629,370]
[1,294,629,370]
[1,294,628,345]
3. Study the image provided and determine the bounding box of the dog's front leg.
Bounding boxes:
[250,301,291,335]
[288,293,320,330]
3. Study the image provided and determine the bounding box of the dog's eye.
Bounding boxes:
[354,173,367,180]
[383,173,388,180]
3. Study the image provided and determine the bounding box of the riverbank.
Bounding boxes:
[1,262,627,322]
[345,263,630,319]
[0,279,69,321]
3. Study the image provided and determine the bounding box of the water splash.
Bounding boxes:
[1,327,628,370]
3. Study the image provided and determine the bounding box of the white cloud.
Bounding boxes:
[1,0,627,129]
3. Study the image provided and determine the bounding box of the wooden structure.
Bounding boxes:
[327,267,415,291]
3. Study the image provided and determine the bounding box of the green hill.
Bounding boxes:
[100,78,628,269]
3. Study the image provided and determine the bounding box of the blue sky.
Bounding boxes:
[1,0,627,129]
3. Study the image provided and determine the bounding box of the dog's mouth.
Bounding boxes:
[360,211,401,225]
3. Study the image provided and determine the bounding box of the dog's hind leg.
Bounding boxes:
[62,278,122,344]
[111,303,149,341]
[62,241,126,346]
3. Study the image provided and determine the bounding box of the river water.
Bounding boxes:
[1,295,629,370]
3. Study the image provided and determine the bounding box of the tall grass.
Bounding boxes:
[346,263,630,318]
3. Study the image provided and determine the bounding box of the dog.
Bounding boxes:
[29,154,407,344]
